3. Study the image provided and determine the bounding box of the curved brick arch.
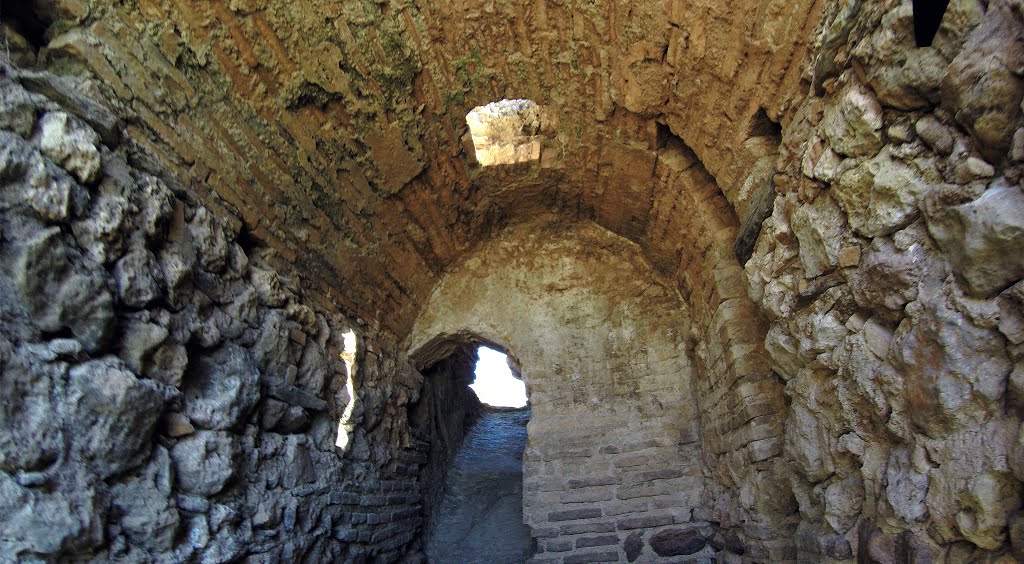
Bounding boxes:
[405,218,705,548]
[41,0,819,338]
[635,138,791,558]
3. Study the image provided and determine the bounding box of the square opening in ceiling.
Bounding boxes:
[465,99,543,166]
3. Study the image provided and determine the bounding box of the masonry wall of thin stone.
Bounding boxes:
[408,220,710,563]
[637,136,796,560]
[0,69,428,562]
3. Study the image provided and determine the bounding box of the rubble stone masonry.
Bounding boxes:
[1,0,1024,562]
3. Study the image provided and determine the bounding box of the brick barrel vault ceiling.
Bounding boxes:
[44,0,823,338]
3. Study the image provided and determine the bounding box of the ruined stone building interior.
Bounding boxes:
[1,0,1024,562]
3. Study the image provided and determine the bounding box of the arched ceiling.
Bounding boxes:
[34,0,823,337]
[404,217,694,421]
[405,216,691,368]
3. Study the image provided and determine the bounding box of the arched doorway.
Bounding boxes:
[405,219,705,562]
[409,341,533,563]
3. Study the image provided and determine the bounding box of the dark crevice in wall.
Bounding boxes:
[655,121,672,150]
[734,107,783,265]
[912,0,950,47]
[236,222,267,254]
[733,176,776,266]
[1,0,50,50]
[746,107,782,141]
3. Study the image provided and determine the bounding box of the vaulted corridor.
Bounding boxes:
[1,0,1023,562]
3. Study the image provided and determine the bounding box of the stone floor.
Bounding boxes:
[425,408,533,563]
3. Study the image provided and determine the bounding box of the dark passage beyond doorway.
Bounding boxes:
[424,407,533,563]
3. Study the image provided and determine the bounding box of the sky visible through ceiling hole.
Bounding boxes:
[470,346,528,408]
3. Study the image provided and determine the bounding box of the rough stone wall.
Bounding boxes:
[0,69,428,562]
[744,0,1024,561]
[409,220,706,563]
[408,346,481,545]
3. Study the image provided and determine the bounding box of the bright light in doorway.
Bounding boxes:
[470,346,528,408]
